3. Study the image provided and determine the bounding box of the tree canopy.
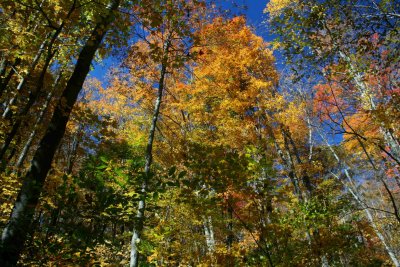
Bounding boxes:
[0,0,399,266]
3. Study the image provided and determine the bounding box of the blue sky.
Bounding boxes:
[241,0,269,34]
[90,1,271,81]
[222,0,268,28]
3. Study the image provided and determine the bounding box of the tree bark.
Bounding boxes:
[338,50,400,163]
[0,50,55,162]
[130,61,168,267]
[0,1,120,265]
[318,130,400,267]
[15,71,63,170]
[0,56,6,78]
[0,3,76,162]
[203,215,216,253]
[0,57,8,92]
[281,126,313,196]
[226,203,234,250]
[2,37,49,119]
[66,124,83,175]
[0,59,21,99]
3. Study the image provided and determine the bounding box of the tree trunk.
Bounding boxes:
[0,1,120,265]
[0,57,8,93]
[66,124,83,175]
[266,119,324,262]
[318,130,400,266]
[0,56,6,78]
[130,61,167,267]
[281,126,313,196]
[15,71,63,169]
[0,46,55,164]
[226,204,234,250]
[338,50,400,163]
[2,36,49,119]
[203,215,216,253]
[265,122,303,200]
[0,13,69,162]
[0,58,21,99]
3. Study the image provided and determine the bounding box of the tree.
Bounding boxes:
[0,1,399,265]
[0,0,121,264]
[266,0,400,164]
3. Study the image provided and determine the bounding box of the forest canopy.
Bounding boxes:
[0,0,399,266]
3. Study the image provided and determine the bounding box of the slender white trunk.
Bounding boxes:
[130,61,168,267]
[307,117,313,161]
[338,51,400,162]
[203,215,215,253]
[2,36,49,119]
[318,130,400,266]
[321,255,329,267]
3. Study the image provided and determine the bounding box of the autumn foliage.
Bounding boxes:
[0,0,399,266]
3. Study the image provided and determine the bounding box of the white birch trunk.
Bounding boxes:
[203,215,215,253]
[130,59,168,267]
[318,130,400,266]
[2,36,49,119]
[338,51,400,162]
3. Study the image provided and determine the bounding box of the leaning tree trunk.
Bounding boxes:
[0,58,21,99]
[0,51,54,163]
[267,118,328,265]
[0,0,57,99]
[1,36,49,119]
[130,61,167,267]
[0,3,76,162]
[0,56,6,78]
[15,71,63,170]
[317,130,400,267]
[338,50,400,163]
[0,56,8,93]
[0,1,120,265]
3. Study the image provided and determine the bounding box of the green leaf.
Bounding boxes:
[178,171,187,179]
[168,166,176,176]
[99,156,108,163]
[96,164,108,170]
[153,192,159,201]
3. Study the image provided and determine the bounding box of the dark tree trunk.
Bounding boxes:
[0,58,21,99]
[0,3,76,162]
[281,126,314,196]
[226,202,234,250]
[0,39,56,165]
[66,124,83,175]
[0,1,120,265]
